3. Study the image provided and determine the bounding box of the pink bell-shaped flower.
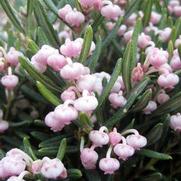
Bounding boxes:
[143,101,157,115]
[1,74,19,90]
[74,90,98,112]
[126,133,147,150]
[47,54,67,71]
[41,157,67,179]
[89,126,109,147]
[157,73,179,89]
[80,147,98,169]
[99,158,120,174]
[113,136,135,160]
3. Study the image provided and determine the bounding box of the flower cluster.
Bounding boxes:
[0,148,67,180]
[80,127,147,174]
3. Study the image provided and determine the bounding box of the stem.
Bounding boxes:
[106,145,113,158]
[121,129,139,136]
[99,126,108,133]
[80,136,85,152]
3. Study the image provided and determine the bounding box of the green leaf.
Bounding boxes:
[102,17,123,48]
[27,0,34,15]
[132,89,152,112]
[87,36,102,72]
[178,44,181,59]
[122,19,142,93]
[125,0,142,18]
[68,169,82,179]
[57,138,67,160]
[78,113,93,133]
[36,81,61,106]
[141,172,163,181]
[79,26,93,63]
[138,149,172,160]
[19,56,61,92]
[147,123,163,146]
[92,14,104,32]
[43,0,58,15]
[0,149,5,159]
[97,58,122,108]
[122,41,133,92]
[105,77,150,128]
[151,91,181,117]
[143,0,153,27]
[167,40,174,59]
[27,39,39,54]
[39,135,68,148]
[33,1,60,47]
[0,0,25,33]
[23,137,37,160]
[36,27,50,46]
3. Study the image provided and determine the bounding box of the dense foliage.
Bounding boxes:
[0,0,181,180]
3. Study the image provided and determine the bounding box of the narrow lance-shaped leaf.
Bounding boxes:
[57,138,67,160]
[78,113,93,133]
[23,137,37,160]
[105,77,150,128]
[0,0,25,33]
[68,169,82,179]
[97,58,122,109]
[143,0,153,27]
[19,56,61,92]
[167,40,174,59]
[124,0,142,18]
[79,26,93,64]
[147,123,163,146]
[33,1,60,47]
[150,91,181,117]
[132,88,152,112]
[138,149,172,160]
[88,36,102,72]
[178,44,181,59]
[36,81,61,106]
[122,41,132,92]
[27,39,39,54]
[102,17,123,48]
[43,0,58,15]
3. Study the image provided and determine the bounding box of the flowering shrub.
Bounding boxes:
[0,0,181,180]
